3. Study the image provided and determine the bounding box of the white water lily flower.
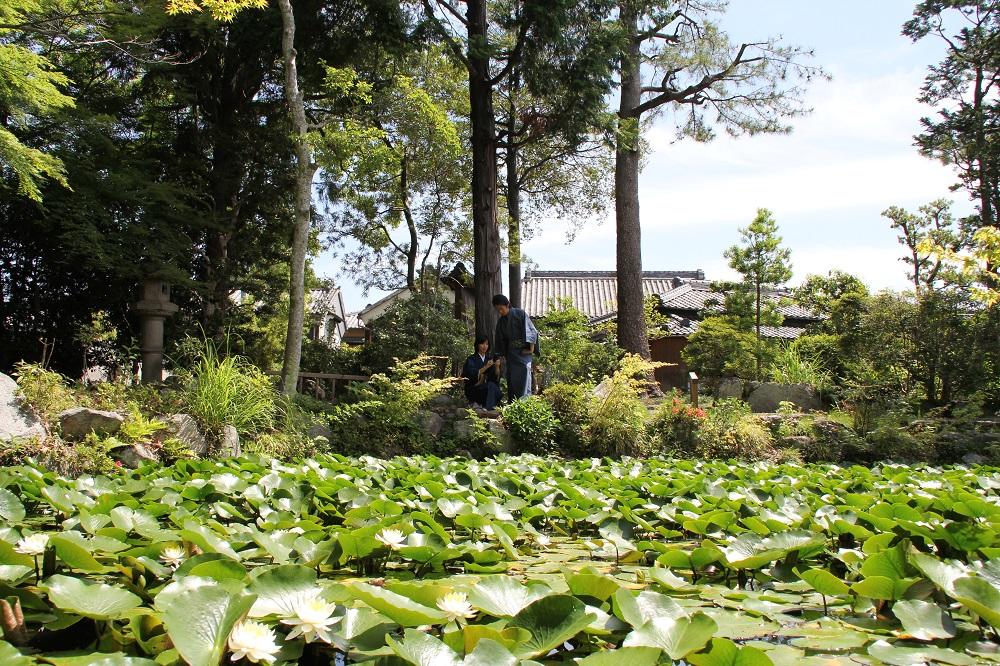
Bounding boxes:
[466,541,490,552]
[159,544,186,568]
[228,620,281,664]
[15,533,49,556]
[436,591,476,624]
[375,528,406,550]
[281,593,339,643]
[535,534,551,548]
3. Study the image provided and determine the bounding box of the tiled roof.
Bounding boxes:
[521,270,706,320]
[657,282,821,321]
[308,286,343,316]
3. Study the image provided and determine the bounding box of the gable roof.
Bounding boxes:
[656,282,821,321]
[521,270,706,320]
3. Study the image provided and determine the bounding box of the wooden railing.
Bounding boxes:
[269,371,369,402]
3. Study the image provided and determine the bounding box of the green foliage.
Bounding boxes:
[537,298,623,385]
[455,409,502,455]
[682,317,757,380]
[541,383,595,458]
[181,340,278,437]
[13,362,75,423]
[723,209,793,332]
[768,343,832,390]
[119,405,167,443]
[360,292,469,375]
[328,356,455,457]
[649,397,707,455]
[696,399,777,461]
[502,396,560,455]
[584,355,657,457]
[242,431,319,460]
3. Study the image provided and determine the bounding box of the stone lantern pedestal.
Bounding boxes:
[135,280,178,384]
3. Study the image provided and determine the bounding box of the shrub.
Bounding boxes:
[697,399,777,461]
[649,396,707,455]
[864,424,933,463]
[243,432,319,460]
[502,396,560,455]
[584,355,657,457]
[537,299,623,385]
[327,356,455,457]
[682,317,757,380]
[542,383,594,457]
[14,362,76,423]
[181,340,277,437]
[360,292,469,374]
[768,343,832,391]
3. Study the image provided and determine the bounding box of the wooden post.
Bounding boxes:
[689,372,699,408]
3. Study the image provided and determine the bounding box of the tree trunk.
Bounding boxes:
[614,3,650,360]
[276,0,315,395]
[506,136,522,308]
[400,156,418,290]
[467,0,502,341]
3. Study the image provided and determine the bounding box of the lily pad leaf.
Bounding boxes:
[622,612,718,660]
[893,599,956,640]
[508,595,596,658]
[574,647,662,665]
[952,576,1000,629]
[248,564,318,617]
[613,588,686,628]
[345,582,448,627]
[688,638,774,666]
[0,489,25,523]
[468,576,551,618]
[44,574,142,620]
[867,639,976,665]
[154,576,256,666]
[795,568,850,597]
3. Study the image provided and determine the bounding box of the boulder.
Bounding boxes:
[592,379,613,400]
[113,442,160,468]
[486,419,514,453]
[417,411,444,438]
[747,383,821,413]
[306,422,333,442]
[221,425,241,457]
[165,414,209,457]
[453,418,476,441]
[715,377,745,400]
[962,452,987,465]
[0,372,45,442]
[58,407,125,439]
[428,394,461,411]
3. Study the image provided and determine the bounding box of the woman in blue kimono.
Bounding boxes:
[461,335,502,410]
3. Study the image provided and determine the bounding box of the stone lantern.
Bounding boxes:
[135,279,178,383]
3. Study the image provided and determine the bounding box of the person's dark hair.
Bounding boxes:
[474,335,489,350]
[492,294,510,306]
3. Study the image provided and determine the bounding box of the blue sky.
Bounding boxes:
[318,1,967,313]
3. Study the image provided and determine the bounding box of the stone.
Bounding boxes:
[591,379,613,400]
[428,394,460,411]
[962,452,987,465]
[221,425,241,457]
[417,411,444,438]
[113,442,160,468]
[165,414,209,457]
[747,383,822,413]
[715,377,745,400]
[453,418,476,440]
[306,422,333,442]
[0,372,45,442]
[486,419,514,453]
[58,407,125,439]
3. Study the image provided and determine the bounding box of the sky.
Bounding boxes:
[316,0,968,313]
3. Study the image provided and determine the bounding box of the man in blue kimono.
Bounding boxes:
[492,294,539,400]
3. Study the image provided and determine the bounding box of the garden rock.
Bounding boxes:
[58,407,125,439]
[221,425,241,457]
[306,422,333,442]
[747,383,821,413]
[164,414,209,457]
[0,372,45,442]
[453,418,475,440]
[961,452,987,465]
[113,442,160,468]
[716,377,745,400]
[417,411,444,438]
[428,394,460,411]
[486,419,514,453]
[592,379,613,400]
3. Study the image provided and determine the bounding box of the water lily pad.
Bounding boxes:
[622,612,718,660]
[892,599,956,640]
[867,639,976,665]
[346,581,448,627]
[467,575,550,617]
[247,564,319,617]
[0,488,25,523]
[574,647,662,665]
[154,576,256,666]
[688,638,774,666]
[508,595,596,658]
[43,574,142,620]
